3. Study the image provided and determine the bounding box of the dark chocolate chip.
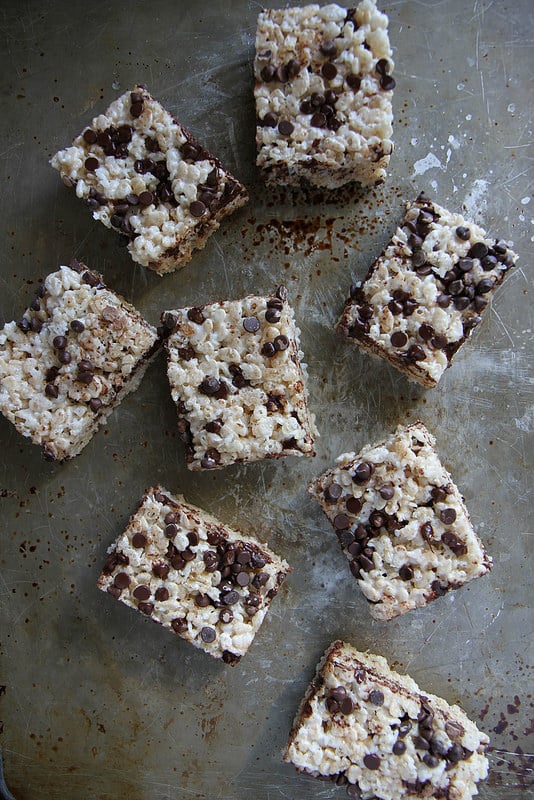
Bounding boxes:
[84,157,99,171]
[358,554,374,572]
[379,484,394,500]
[113,572,130,589]
[187,307,205,325]
[278,120,294,136]
[347,541,361,557]
[70,319,85,333]
[275,65,288,82]
[453,296,470,310]
[138,190,154,207]
[236,571,250,587]
[133,585,151,601]
[431,486,447,503]
[333,514,350,530]
[222,590,239,606]
[457,257,474,273]
[418,323,434,341]
[57,349,72,364]
[171,617,188,634]
[200,626,216,643]
[411,249,426,268]
[132,532,147,548]
[52,335,67,350]
[324,483,343,503]
[83,128,97,144]
[390,331,408,348]
[181,142,201,161]
[380,75,396,90]
[274,335,289,351]
[346,497,362,515]
[437,293,451,308]
[195,593,211,608]
[154,587,169,602]
[190,200,206,217]
[420,522,434,540]
[431,334,448,350]
[299,100,313,114]
[413,736,430,750]
[468,241,489,260]
[346,74,361,90]
[375,58,390,76]
[199,376,221,396]
[89,398,103,412]
[45,383,59,399]
[130,101,144,118]
[219,608,233,624]
[321,62,337,80]
[286,58,300,78]
[476,277,494,294]
[353,461,374,483]
[261,342,276,357]
[311,112,327,128]
[320,39,337,56]
[399,565,414,581]
[363,754,380,770]
[369,510,385,528]
[265,308,281,323]
[260,64,276,82]
[392,740,406,755]
[423,753,440,768]
[30,317,43,333]
[456,226,470,240]
[440,508,457,525]
[406,344,426,362]
[369,689,384,706]
[441,531,467,556]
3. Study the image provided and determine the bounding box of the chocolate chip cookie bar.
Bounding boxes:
[336,192,518,386]
[308,422,491,620]
[161,286,317,470]
[0,262,158,461]
[285,640,490,800]
[97,486,291,664]
[51,85,248,274]
[254,1,395,188]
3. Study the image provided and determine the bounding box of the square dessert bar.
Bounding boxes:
[254,1,395,188]
[51,85,248,274]
[0,262,158,461]
[337,192,518,386]
[308,422,491,620]
[285,640,489,800]
[97,486,291,664]
[161,286,317,470]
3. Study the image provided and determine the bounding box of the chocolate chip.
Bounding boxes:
[346,497,362,515]
[379,484,394,501]
[363,754,380,770]
[137,601,153,616]
[195,593,211,608]
[325,483,343,503]
[181,142,201,161]
[346,74,361,90]
[155,587,169,602]
[423,753,439,768]
[311,112,327,128]
[113,572,130,589]
[187,307,205,325]
[130,101,144,118]
[347,541,361,557]
[274,335,289,351]
[70,319,85,333]
[437,293,451,308]
[441,531,467,556]
[399,565,414,581]
[346,785,361,799]
[132,532,147,548]
[431,486,447,503]
[89,398,102,412]
[45,383,59,399]
[359,554,374,572]
[447,743,464,763]
[222,590,239,606]
[199,376,221,396]
[52,335,67,350]
[321,62,337,80]
[181,548,196,563]
[392,740,406,755]
[278,120,294,136]
[440,508,457,525]
[420,522,434,541]
[30,317,43,333]
[418,323,434,341]
[286,58,300,79]
[369,689,384,706]
[406,344,426,362]
[265,308,281,323]
[171,618,188,634]
[380,75,396,90]
[468,241,489,260]
[84,157,99,171]
[17,318,30,333]
[137,190,154,207]
[260,64,276,82]
[369,511,385,528]
[476,277,494,294]
[190,200,206,217]
[57,349,72,364]
[457,257,474,273]
[152,562,169,580]
[261,342,276,357]
[353,461,374,483]
[456,226,470,240]
[390,331,408,348]
[236,571,250,587]
[201,448,221,469]
[454,294,470,309]
[83,128,97,144]
[413,736,430,750]
[219,608,233,624]
[320,39,337,56]
[430,579,447,596]
[275,65,288,82]
[411,249,426,269]
[199,626,215,643]
[333,514,350,530]
[133,585,151,601]
[299,100,313,114]
[375,58,390,76]
[431,334,448,350]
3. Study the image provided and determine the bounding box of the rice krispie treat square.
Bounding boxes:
[308,422,491,620]
[97,486,291,664]
[336,192,518,386]
[285,640,490,800]
[0,262,158,461]
[254,1,395,188]
[161,286,317,470]
[51,85,248,274]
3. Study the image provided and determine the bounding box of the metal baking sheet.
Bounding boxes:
[0,1,532,798]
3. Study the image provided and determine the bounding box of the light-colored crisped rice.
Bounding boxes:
[163,289,317,470]
[51,86,248,274]
[97,486,291,663]
[308,423,491,620]
[337,194,518,386]
[255,1,394,187]
[0,264,158,461]
[285,641,489,800]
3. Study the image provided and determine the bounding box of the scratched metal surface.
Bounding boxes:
[0,0,532,798]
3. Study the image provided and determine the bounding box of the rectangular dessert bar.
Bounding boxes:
[336,192,518,386]
[285,640,490,800]
[308,422,491,620]
[97,486,291,664]
[51,85,248,274]
[161,286,317,470]
[0,262,158,461]
[254,1,395,188]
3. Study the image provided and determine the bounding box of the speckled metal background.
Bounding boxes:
[0,1,532,798]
